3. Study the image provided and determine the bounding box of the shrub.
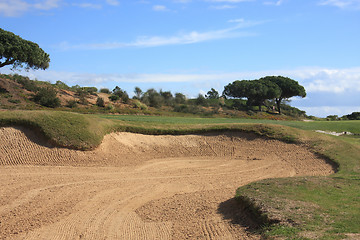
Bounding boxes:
[175,93,186,104]
[195,94,208,106]
[66,99,78,108]
[100,88,111,94]
[33,86,61,108]
[133,100,148,110]
[54,80,70,90]
[109,95,120,102]
[96,97,105,107]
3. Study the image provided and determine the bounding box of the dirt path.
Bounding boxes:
[0,127,334,239]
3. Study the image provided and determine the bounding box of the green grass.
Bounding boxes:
[0,110,359,239]
[0,110,112,150]
[98,114,360,133]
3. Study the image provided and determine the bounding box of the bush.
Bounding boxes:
[326,115,339,121]
[195,94,208,106]
[33,86,61,108]
[66,100,78,108]
[109,95,120,102]
[100,88,111,94]
[13,74,39,92]
[96,97,105,107]
[133,100,148,110]
[175,93,186,104]
[54,80,70,90]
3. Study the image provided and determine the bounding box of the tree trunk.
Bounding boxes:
[276,98,282,114]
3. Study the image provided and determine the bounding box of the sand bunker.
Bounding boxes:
[0,126,334,239]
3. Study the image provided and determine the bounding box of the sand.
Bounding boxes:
[0,126,334,239]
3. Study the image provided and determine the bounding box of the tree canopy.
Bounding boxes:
[205,88,219,99]
[0,28,50,70]
[259,76,306,114]
[223,76,306,113]
[223,79,281,111]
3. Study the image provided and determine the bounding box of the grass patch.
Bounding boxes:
[236,177,360,239]
[0,110,112,150]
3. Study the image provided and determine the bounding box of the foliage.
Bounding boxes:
[205,88,219,99]
[223,79,281,111]
[174,92,186,104]
[132,99,148,110]
[134,86,143,99]
[344,112,360,120]
[33,86,60,108]
[66,99,78,108]
[224,76,306,114]
[54,80,70,90]
[160,89,174,106]
[99,88,111,94]
[82,87,98,95]
[109,94,120,102]
[0,28,50,70]
[195,94,208,106]
[260,76,306,114]
[326,115,340,121]
[113,86,129,103]
[12,74,39,92]
[141,88,164,108]
[96,97,105,107]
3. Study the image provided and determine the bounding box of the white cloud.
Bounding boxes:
[173,0,192,3]
[0,0,61,16]
[106,0,120,6]
[263,0,284,6]
[153,5,169,11]
[0,0,29,17]
[210,4,237,9]
[33,0,61,10]
[286,67,360,93]
[319,0,360,9]
[73,3,102,9]
[58,20,260,50]
[228,18,244,23]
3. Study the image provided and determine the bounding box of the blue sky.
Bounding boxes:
[1,0,360,117]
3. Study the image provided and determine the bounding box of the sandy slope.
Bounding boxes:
[0,127,334,239]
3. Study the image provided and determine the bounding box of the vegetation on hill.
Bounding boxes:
[0,73,307,119]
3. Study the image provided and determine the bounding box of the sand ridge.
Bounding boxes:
[0,126,334,239]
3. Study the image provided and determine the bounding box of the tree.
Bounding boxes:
[112,86,129,103]
[174,93,186,104]
[134,87,143,99]
[260,76,306,114]
[160,90,173,105]
[142,88,163,108]
[205,88,219,99]
[223,79,280,111]
[0,28,50,70]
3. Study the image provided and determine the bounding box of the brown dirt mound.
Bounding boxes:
[0,127,334,239]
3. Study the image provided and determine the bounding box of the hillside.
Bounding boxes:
[0,73,306,120]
